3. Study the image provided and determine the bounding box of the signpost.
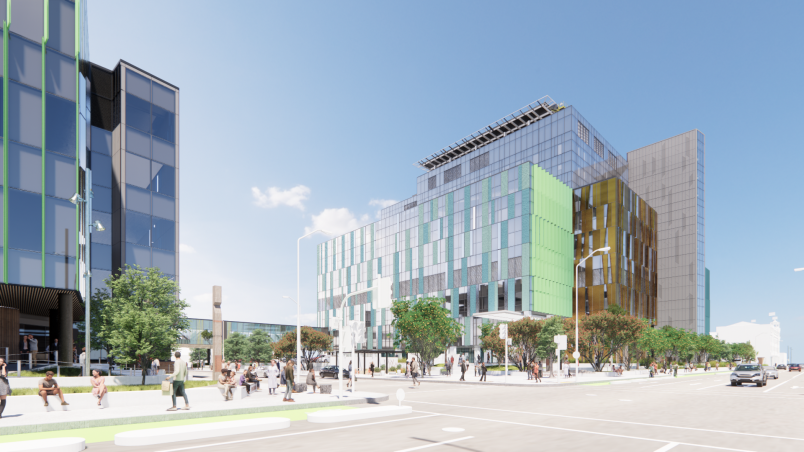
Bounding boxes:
[499,324,508,383]
[554,335,567,376]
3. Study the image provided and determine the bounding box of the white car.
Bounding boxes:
[763,365,779,380]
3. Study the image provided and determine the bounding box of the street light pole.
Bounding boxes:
[293,230,332,381]
[574,246,610,382]
[70,171,105,376]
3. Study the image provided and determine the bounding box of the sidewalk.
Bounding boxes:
[364,367,733,387]
[0,385,388,435]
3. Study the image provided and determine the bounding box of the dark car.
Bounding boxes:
[319,366,350,379]
[776,364,787,370]
[789,364,802,372]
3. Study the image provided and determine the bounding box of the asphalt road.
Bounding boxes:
[87,369,804,452]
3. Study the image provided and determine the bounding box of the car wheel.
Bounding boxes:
[731,381,737,386]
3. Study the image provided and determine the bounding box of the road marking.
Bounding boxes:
[154,414,440,452]
[620,399,632,402]
[654,443,679,452]
[764,372,804,393]
[405,400,804,442]
[394,436,473,452]
[442,427,464,432]
[412,410,757,452]
[697,382,727,390]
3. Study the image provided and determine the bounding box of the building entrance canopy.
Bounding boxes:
[472,310,528,322]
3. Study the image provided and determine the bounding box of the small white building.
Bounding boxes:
[715,319,783,366]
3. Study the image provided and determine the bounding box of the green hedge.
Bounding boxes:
[7,380,216,397]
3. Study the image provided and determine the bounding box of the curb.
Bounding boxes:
[0,394,389,436]
[365,370,733,388]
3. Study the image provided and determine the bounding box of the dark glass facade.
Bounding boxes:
[0,1,179,358]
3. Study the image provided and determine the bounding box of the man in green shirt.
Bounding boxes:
[165,352,190,411]
[283,360,295,402]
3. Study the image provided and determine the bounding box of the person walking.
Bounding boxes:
[78,348,86,376]
[369,362,375,377]
[0,358,9,418]
[51,338,59,363]
[283,359,295,402]
[90,369,107,407]
[450,355,455,376]
[151,358,160,376]
[411,357,420,386]
[346,361,353,388]
[266,360,279,395]
[479,362,487,382]
[72,345,77,364]
[39,371,68,407]
[165,351,190,411]
[405,358,411,378]
[533,361,541,383]
[29,335,39,367]
[459,359,467,381]
[672,362,679,378]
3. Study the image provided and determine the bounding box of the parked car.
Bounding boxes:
[764,365,779,380]
[319,366,350,379]
[776,364,787,370]
[789,364,802,372]
[730,364,768,387]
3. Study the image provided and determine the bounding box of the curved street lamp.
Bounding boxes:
[574,246,610,381]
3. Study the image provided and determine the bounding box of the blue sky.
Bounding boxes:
[89,1,804,357]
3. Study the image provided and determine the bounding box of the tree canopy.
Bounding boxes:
[100,265,190,384]
[273,326,332,370]
[392,297,463,370]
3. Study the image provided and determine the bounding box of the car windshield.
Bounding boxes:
[736,365,760,371]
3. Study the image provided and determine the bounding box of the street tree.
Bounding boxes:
[247,329,273,363]
[223,332,249,362]
[564,311,645,372]
[508,318,544,370]
[200,329,213,344]
[101,265,190,385]
[697,333,721,363]
[273,326,332,370]
[190,348,207,369]
[392,297,462,373]
[534,316,565,376]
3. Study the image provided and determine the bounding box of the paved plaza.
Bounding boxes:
[3,369,802,451]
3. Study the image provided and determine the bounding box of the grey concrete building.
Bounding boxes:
[627,130,705,333]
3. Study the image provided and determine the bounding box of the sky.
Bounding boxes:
[88,1,804,358]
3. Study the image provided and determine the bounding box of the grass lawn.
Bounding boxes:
[0,405,354,444]
[18,367,108,377]
[7,380,216,396]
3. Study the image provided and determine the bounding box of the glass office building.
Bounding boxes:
[177,318,326,349]
[316,97,632,358]
[0,1,179,360]
[627,131,705,333]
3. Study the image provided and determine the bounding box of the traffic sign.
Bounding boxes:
[554,335,567,351]
[499,323,508,339]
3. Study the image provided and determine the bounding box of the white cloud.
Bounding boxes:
[305,208,370,236]
[179,243,195,253]
[251,185,311,210]
[192,293,212,303]
[369,199,398,218]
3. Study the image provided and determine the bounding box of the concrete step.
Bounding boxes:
[114,417,291,446]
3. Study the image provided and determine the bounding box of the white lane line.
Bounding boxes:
[697,382,727,390]
[394,436,473,452]
[412,410,757,452]
[654,443,679,452]
[405,400,804,442]
[154,414,440,452]
[764,372,804,393]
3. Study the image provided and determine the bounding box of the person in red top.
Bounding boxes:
[533,361,541,383]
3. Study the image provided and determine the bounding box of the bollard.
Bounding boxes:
[29,353,32,371]
[56,351,60,378]
[4,347,7,365]
[17,360,22,377]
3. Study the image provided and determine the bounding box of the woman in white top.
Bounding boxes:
[266,360,279,395]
